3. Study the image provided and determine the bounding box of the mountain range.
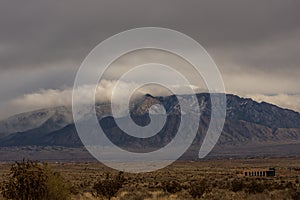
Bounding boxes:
[0,93,300,160]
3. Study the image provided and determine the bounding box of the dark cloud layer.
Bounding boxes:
[1,0,299,70]
[0,0,300,118]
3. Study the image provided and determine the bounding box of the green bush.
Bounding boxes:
[0,160,70,200]
[93,172,125,200]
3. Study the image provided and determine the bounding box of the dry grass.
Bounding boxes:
[0,158,299,199]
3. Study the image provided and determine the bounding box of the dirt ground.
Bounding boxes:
[0,158,299,199]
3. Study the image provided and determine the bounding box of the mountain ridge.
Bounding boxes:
[0,93,299,159]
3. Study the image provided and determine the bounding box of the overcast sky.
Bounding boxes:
[0,0,300,119]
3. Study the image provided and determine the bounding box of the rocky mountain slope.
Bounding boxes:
[0,93,300,158]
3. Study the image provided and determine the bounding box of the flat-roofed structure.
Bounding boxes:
[243,168,275,177]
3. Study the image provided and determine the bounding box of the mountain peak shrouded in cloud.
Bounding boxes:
[0,79,206,120]
[0,93,300,159]
[0,0,300,119]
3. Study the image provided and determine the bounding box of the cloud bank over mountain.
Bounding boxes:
[0,0,299,119]
[0,79,205,119]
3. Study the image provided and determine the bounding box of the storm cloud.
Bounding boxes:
[0,0,300,119]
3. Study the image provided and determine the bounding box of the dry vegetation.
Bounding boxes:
[0,158,299,199]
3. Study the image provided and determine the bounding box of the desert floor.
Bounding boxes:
[0,157,299,199]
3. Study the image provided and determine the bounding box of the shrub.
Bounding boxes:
[93,171,125,200]
[120,189,152,200]
[291,189,300,200]
[189,179,209,198]
[46,171,70,200]
[230,178,244,192]
[245,180,265,194]
[162,180,182,194]
[0,160,70,200]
